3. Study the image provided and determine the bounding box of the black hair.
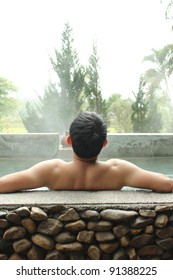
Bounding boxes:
[69,112,107,158]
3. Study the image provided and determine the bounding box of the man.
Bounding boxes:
[0,112,173,193]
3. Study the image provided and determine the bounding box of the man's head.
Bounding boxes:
[68,112,107,159]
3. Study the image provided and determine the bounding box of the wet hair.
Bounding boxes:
[69,112,107,158]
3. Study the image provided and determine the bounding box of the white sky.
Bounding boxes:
[0,0,172,100]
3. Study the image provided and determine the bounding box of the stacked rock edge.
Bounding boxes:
[0,204,173,260]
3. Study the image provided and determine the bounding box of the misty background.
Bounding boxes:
[0,0,173,133]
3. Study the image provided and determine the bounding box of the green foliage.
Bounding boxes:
[84,42,107,119]
[107,93,133,132]
[22,22,85,132]
[131,76,162,132]
[0,77,21,131]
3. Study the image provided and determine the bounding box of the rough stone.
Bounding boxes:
[154,214,169,228]
[137,245,163,257]
[46,205,66,214]
[113,248,127,260]
[6,212,21,225]
[27,245,44,260]
[155,205,173,212]
[55,242,83,252]
[21,218,37,233]
[13,238,32,253]
[95,231,115,242]
[99,241,119,254]
[113,224,130,238]
[30,207,47,221]
[64,220,86,232]
[144,225,154,234]
[129,234,153,248]
[0,211,7,218]
[37,218,63,236]
[3,226,26,240]
[155,227,173,238]
[100,209,138,222]
[87,245,101,260]
[139,209,156,218]
[131,217,153,228]
[87,220,112,231]
[9,253,23,260]
[15,206,30,217]
[45,250,64,260]
[0,219,9,229]
[80,210,100,221]
[54,232,76,243]
[77,230,94,243]
[126,247,137,260]
[155,237,173,250]
[119,235,130,247]
[58,208,80,222]
[0,253,8,260]
[32,234,54,250]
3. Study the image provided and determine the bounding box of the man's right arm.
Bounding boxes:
[119,160,173,192]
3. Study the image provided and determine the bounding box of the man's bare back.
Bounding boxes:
[0,112,173,193]
[0,155,172,193]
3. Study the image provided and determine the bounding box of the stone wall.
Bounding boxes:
[1,204,173,260]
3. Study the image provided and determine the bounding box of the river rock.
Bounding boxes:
[139,209,156,218]
[145,225,154,234]
[32,234,54,250]
[87,220,112,231]
[155,205,173,212]
[54,232,76,243]
[21,218,37,233]
[113,248,127,260]
[80,210,100,221]
[64,220,86,232]
[0,253,8,260]
[45,250,64,260]
[95,231,115,242]
[15,207,30,217]
[9,253,23,260]
[0,219,9,229]
[129,234,153,248]
[0,211,7,218]
[6,212,21,225]
[30,207,47,221]
[100,209,138,222]
[137,245,163,257]
[131,217,153,228]
[113,224,130,238]
[27,245,44,260]
[55,242,83,252]
[13,238,32,253]
[126,247,137,260]
[155,237,173,250]
[3,226,26,240]
[58,208,80,222]
[99,241,119,254]
[155,227,173,238]
[87,245,101,260]
[119,235,130,247]
[154,214,169,228]
[77,230,94,243]
[37,218,63,236]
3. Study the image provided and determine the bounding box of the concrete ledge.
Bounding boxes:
[1,190,173,209]
[0,133,59,158]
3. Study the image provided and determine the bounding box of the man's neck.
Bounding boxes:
[73,154,97,163]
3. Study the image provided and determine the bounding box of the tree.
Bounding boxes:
[131,76,162,132]
[143,44,173,131]
[22,22,85,133]
[107,93,133,132]
[84,42,107,119]
[0,77,19,131]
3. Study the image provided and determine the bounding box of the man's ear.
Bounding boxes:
[66,136,72,146]
[103,139,108,147]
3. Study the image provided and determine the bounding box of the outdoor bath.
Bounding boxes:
[0,133,173,260]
